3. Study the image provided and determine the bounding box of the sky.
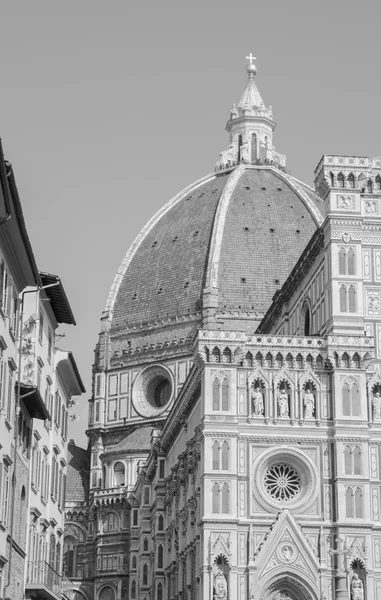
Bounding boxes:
[0,1,380,446]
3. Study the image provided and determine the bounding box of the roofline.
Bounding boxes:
[39,272,76,325]
[103,171,217,321]
[67,351,86,393]
[6,161,40,285]
[257,228,324,333]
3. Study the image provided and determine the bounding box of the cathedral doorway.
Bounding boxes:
[271,591,299,600]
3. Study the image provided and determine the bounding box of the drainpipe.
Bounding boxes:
[4,280,60,600]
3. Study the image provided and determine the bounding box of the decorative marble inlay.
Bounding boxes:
[376,251,381,281]
[368,292,380,315]
[363,250,371,280]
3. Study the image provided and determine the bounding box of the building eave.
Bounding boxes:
[39,272,76,325]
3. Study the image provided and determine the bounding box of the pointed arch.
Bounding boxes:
[340,285,347,312]
[343,382,351,416]
[337,172,345,188]
[212,441,220,470]
[213,379,220,411]
[339,247,347,275]
[212,483,220,513]
[346,487,354,518]
[348,248,356,275]
[348,285,356,312]
[329,172,335,187]
[221,441,229,470]
[351,382,360,416]
[367,179,373,193]
[221,483,229,513]
[355,488,363,518]
[348,172,355,188]
[376,174,381,190]
[158,543,164,569]
[344,446,352,475]
[353,447,362,475]
[221,378,229,411]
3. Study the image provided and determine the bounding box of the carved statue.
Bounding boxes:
[372,391,381,420]
[351,573,364,600]
[213,567,227,600]
[278,389,289,417]
[304,389,315,418]
[251,386,264,415]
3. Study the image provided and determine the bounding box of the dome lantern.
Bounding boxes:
[215,57,286,171]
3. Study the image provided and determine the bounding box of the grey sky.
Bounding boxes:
[0,1,380,446]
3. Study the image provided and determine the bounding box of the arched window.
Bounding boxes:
[158,515,164,531]
[339,248,347,275]
[343,383,351,416]
[221,484,229,513]
[158,544,164,569]
[340,286,347,312]
[143,537,149,552]
[212,347,221,362]
[255,352,263,366]
[213,380,220,411]
[251,133,257,162]
[337,172,345,187]
[355,488,363,518]
[348,248,356,275]
[132,555,137,570]
[329,172,335,187]
[221,379,229,411]
[348,286,356,313]
[354,447,361,475]
[342,353,350,368]
[344,446,352,474]
[104,512,119,533]
[376,175,381,190]
[238,134,243,163]
[346,488,354,518]
[212,441,220,470]
[212,483,220,513]
[157,583,163,600]
[142,563,148,586]
[99,586,116,600]
[222,347,231,363]
[351,383,360,416]
[131,580,136,600]
[367,179,373,193]
[19,486,27,547]
[348,173,355,188]
[114,462,125,487]
[221,442,229,470]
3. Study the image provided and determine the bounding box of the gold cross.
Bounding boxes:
[246,53,256,64]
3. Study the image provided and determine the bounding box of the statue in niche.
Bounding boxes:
[213,567,227,600]
[372,391,381,420]
[304,388,315,418]
[277,388,289,417]
[251,386,264,415]
[351,574,364,600]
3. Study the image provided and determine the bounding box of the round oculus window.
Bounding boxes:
[132,365,173,418]
[264,464,301,502]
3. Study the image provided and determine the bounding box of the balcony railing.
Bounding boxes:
[26,560,71,600]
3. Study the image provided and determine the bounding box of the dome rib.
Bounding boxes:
[104,171,217,320]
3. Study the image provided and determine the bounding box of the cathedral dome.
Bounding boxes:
[106,165,323,337]
[104,62,324,346]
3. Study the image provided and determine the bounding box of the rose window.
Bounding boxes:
[264,464,301,501]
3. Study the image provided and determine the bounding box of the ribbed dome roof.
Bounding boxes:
[106,165,324,336]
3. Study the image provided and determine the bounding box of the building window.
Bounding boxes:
[342,381,360,416]
[348,173,355,188]
[158,544,164,569]
[114,462,125,487]
[131,581,136,600]
[221,442,229,470]
[221,483,229,513]
[142,564,148,586]
[212,378,230,411]
[104,512,119,532]
[158,514,164,531]
[143,486,150,505]
[6,369,13,422]
[108,398,117,421]
[212,441,220,470]
[158,459,165,479]
[212,483,220,513]
[340,285,356,312]
[346,487,363,518]
[132,509,138,526]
